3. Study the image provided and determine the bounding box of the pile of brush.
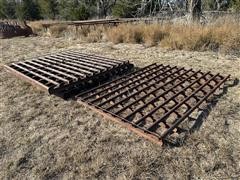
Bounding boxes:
[0,20,35,39]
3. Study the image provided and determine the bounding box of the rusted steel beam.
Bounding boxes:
[4,64,52,92]
[95,66,179,106]
[67,50,129,64]
[77,64,230,145]
[110,69,197,113]
[4,51,134,98]
[55,53,114,69]
[11,63,60,86]
[132,72,212,125]
[78,100,163,146]
[78,64,159,100]
[38,57,87,77]
[42,56,95,75]
[19,62,70,84]
[45,55,107,71]
[161,74,230,138]
[36,57,99,74]
[146,73,218,131]
[27,60,78,80]
[32,59,86,78]
[61,52,121,66]
[92,65,171,105]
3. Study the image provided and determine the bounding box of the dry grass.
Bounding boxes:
[0,36,239,179]
[161,21,240,54]
[106,24,144,44]
[143,24,169,46]
[28,20,60,35]
[51,25,105,42]
[106,21,240,55]
[28,18,240,56]
[47,24,69,38]
[28,21,45,34]
[106,23,168,46]
[86,26,106,43]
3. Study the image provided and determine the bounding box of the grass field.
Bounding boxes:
[0,36,240,179]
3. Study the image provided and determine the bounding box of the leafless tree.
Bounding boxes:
[97,0,117,18]
[189,0,201,22]
[136,0,162,16]
[215,0,228,10]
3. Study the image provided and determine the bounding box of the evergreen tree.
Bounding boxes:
[231,0,240,11]
[0,0,16,19]
[58,0,90,20]
[112,0,141,17]
[1,0,239,20]
[38,0,59,19]
[16,0,41,20]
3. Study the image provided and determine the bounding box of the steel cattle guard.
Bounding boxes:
[76,64,230,145]
[4,50,133,98]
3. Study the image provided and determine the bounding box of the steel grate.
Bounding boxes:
[4,50,133,98]
[76,63,230,145]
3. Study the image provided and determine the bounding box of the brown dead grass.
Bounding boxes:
[28,20,60,35]
[106,21,240,55]
[86,26,106,43]
[47,24,69,38]
[106,24,144,44]
[28,18,240,56]
[0,36,240,179]
[28,21,45,34]
[106,23,167,45]
[143,24,169,46]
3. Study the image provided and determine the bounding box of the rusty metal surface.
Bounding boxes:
[4,50,133,98]
[76,63,230,145]
[41,18,168,29]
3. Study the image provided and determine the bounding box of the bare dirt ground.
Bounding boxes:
[0,36,240,179]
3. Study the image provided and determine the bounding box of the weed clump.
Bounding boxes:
[48,24,68,38]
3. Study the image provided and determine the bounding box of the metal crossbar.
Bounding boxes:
[77,64,230,145]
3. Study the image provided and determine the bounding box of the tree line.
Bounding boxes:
[0,0,239,20]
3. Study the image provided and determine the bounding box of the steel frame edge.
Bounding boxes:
[4,64,51,93]
[77,100,163,146]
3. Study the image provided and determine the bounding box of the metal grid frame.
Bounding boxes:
[4,50,133,98]
[76,63,230,145]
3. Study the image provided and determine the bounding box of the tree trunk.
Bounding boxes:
[189,0,202,22]
[97,1,100,19]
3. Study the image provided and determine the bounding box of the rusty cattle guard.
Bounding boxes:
[76,64,230,145]
[4,50,133,98]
